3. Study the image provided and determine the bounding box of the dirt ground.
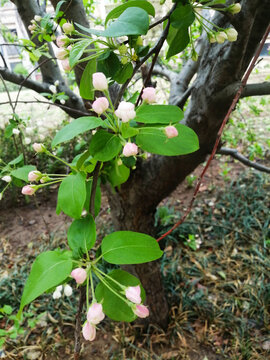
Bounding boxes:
[0,157,263,360]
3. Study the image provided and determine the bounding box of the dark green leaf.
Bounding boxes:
[107,161,130,187]
[97,51,121,79]
[52,117,104,147]
[101,231,163,264]
[68,214,96,256]
[19,251,72,315]
[103,7,149,37]
[57,172,86,219]
[114,62,133,84]
[89,130,122,161]
[105,0,155,25]
[135,104,183,124]
[95,269,145,322]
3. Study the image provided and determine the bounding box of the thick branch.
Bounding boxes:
[218,147,270,174]
[0,66,87,118]
[241,82,270,98]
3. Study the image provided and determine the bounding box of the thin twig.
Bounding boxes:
[14,57,55,111]
[218,147,270,174]
[90,162,101,217]
[157,24,270,243]
[0,100,90,117]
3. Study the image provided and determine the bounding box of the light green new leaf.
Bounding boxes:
[95,269,145,322]
[56,172,86,219]
[107,161,130,187]
[52,117,104,147]
[69,39,91,68]
[19,250,72,315]
[68,214,96,256]
[89,130,122,161]
[101,231,163,264]
[135,104,183,124]
[105,0,155,26]
[136,123,199,156]
[11,165,36,182]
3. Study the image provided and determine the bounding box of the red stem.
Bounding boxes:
[157,24,270,243]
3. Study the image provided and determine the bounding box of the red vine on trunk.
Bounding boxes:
[157,24,270,243]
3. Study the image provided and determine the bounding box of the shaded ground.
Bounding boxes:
[0,158,269,360]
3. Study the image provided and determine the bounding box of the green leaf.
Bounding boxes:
[69,39,91,68]
[135,104,183,124]
[166,4,195,58]
[95,269,145,322]
[8,154,24,165]
[136,123,199,156]
[76,7,149,38]
[101,231,163,264]
[104,7,149,37]
[19,250,72,315]
[89,130,122,161]
[57,172,86,219]
[107,161,130,187]
[114,62,133,84]
[170,4,195,29]
[52,117,104,147]
[11,165,36,182]
[166,26,190,58]
[68,214,96,257]
[121,123,139,138]
[97,51,122,80]
[79,59,97,100]
[105,0,155,26]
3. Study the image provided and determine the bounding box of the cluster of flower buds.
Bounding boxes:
[53,284,73,299]
[83,302,105,341]
[125,285,149,318]
[209,28,238,44]
[28,15,42,34]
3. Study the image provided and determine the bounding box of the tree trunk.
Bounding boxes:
[106,184,169,329]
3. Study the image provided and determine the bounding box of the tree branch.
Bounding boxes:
[218,147,270,174]
[241,82,270,98]
[0,66,87,118]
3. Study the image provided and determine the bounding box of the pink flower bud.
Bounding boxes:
[123,142,138,157]
[92,97,109,115]
[164,126,178,139]
[133,304,149,318]
[62,22,74,34]
[70,268,87,284]
[61,59,71,72]
[92,72,108,91]
[55,47,68,60]
[28,170,42,182]
[33,143,45,153]
[115,101,136,123]
[142,87,156,104]
[125,285,141,304]
[56,35,68,48]
[87,303,105,325]
[82,321,96,341]
[22,185,36,196]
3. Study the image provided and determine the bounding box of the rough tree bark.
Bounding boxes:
[1,0,270,328]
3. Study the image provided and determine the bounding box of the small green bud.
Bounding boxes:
[118,44,128,55]
[121,56,129,65]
